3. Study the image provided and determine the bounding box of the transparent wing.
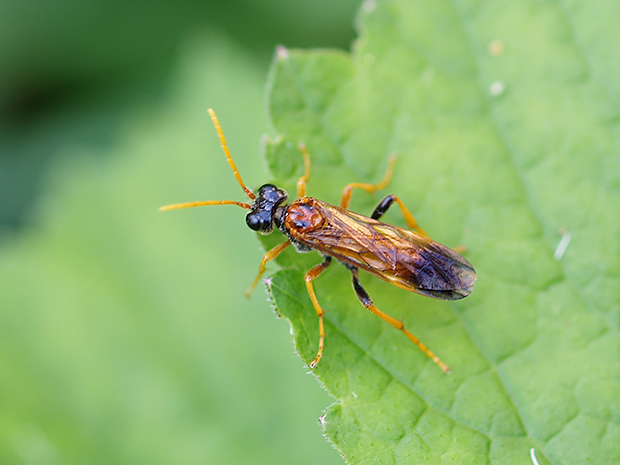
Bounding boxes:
[297,202,476,300]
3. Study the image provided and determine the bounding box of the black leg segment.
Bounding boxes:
[351,268,373,307]
[348,268,450,373]
[371,195,396,221]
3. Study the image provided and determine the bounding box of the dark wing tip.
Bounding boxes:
[416,286,473,300]
[414,245,477,300]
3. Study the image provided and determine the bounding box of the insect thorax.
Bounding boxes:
[277,198,327,253]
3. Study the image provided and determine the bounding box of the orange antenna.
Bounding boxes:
[159,200,251,212]
[207,108,255,200]
[159,108,256,212]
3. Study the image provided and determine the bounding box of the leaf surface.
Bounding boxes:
[263,1,620,463]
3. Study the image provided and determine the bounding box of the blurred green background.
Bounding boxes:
[0,1,362,464]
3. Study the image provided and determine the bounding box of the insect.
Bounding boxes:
[161,109,477,374]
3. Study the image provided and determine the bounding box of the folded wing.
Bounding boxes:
[299,203,476,300]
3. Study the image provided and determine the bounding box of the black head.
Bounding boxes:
[245,184,288,234]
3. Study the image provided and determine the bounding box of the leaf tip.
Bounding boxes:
[276,45,289,60]
[362,0,376,13]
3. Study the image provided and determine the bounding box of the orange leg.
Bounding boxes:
[304,256,332,368]
[340,154,397,209]
[371,194,429,238]
[372,196,469,252]
[245,241,291,298]
[351,269,450,374]
[296,143,311,198]
[339,154,428,238]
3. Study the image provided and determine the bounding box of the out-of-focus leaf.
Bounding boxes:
[0,36,340,465]
[264,0,620,463]
[0,0,361,229]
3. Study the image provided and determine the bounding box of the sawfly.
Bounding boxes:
[161,109,477,374]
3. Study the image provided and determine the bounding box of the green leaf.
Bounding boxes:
[263,1,620,463]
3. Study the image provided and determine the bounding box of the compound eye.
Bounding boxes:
[257,184,288,204]
[246,212,264,231]
[258,184,277,197]
[245,211,274,234]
